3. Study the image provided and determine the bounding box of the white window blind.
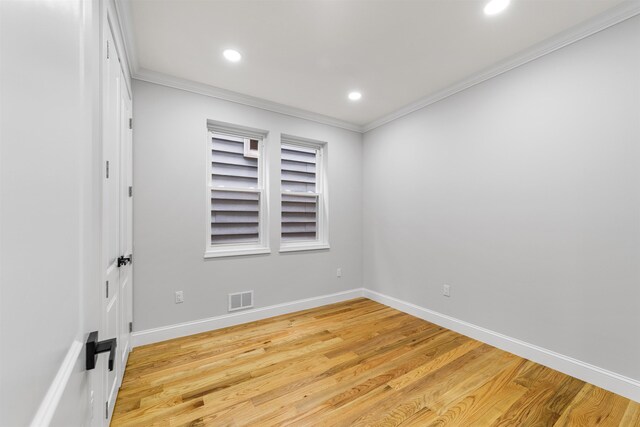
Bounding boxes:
[210,134,263,246]
[280,140,327,247]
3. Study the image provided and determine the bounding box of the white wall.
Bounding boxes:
[363,15,640,382]
[132,80,363,332]
[0,1,103,425]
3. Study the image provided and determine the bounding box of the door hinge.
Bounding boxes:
[106,161,109,179]
[106,40,110,59]
[105,401,109,419]
[106,281,109,299]
[129,118,133,129]
[128,186,132,197]
[129,322,133,333]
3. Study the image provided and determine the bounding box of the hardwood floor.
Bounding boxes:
[112,298,640,426]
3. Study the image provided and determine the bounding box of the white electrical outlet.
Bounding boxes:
[443,284,451,297]
[175,291,184,303]
[337,268,342,278]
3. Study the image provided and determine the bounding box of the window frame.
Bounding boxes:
[279,134,329,253]
[204,121,270,258]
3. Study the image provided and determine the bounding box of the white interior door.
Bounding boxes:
[101,20,132,423]
[118,71,133,378]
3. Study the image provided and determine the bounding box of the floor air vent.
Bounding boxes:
[229,291,254,312]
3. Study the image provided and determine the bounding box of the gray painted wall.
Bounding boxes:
[363,16,640,381]
[1,1,103,425]
[132,80,363,331]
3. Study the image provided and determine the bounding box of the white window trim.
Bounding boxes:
[279,134,329,253]
[205,120,270,259]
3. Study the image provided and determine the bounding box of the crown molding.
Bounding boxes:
[114,1,362,132]
[361,0,640,132]
[111,0,640,135]
[113,0,139,75]
[133,68,364,132]
[113,0,363,132]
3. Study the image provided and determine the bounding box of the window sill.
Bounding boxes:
[279,243,330,253]
[204,247,271,259]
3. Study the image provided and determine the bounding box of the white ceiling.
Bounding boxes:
[125,0,626,128]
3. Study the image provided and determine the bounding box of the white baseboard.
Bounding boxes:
[130,286,640,402]
[30,340,83,427]
[131,288,365,347]
[363,288,640,403]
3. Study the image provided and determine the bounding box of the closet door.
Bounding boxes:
[101,20,124,423]
[118,68,133,381]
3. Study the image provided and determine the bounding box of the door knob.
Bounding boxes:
[86,331,117,371]
[117,255,132,267]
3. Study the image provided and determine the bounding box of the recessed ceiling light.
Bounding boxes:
[348,91,362,101]
[484,0,510,15]
[223,49,242,62]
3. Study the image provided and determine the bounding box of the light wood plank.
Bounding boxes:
[112,298,640,427]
